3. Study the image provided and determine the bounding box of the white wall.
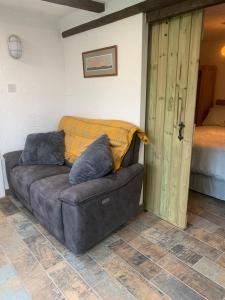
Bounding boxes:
[0,7,66,195]
[61,0,144,30]
[60,0,148,129]
[62,13,147,127]
[0,7,66,154]
[61,3,148,204]
[201,39,225,103]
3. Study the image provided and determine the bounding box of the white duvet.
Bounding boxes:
[191,126,225,181]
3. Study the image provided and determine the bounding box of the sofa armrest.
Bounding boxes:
[3,151,23,171]
[3,151,22,191]
[60,163,144,206]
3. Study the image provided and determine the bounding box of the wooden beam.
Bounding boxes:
[62,0,225,38]
[62,0,185,38]
[42,0,105,13]
[147,0,225,23]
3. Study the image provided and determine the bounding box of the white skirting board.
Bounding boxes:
[0,156,7,198]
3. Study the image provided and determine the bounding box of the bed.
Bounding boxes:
[190,100,225,200]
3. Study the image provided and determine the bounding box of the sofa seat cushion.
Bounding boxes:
[30,173,71,242]
[11,165,70,206]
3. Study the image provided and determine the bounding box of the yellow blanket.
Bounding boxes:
[59,116,149,171]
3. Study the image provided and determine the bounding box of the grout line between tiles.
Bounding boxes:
[4,204,99,300]
[30,220,104,300]
[113,236,209,300]
[0,223,62,300]
[3,194,225,300]
[152,224,224,257]
[11,204,135,300]
[185,228,225,254]
[87,250,138,300]
[4,209,74,300]
[0,244,34,300]
[89,247,165,299]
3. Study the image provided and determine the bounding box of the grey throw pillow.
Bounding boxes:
[19,131,65,165]
[69,135,113,185]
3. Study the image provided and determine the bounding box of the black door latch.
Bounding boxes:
[178,122,185,141]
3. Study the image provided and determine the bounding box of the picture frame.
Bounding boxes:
[82,45,118,78]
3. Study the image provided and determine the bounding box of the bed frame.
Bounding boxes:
[190,100,225,201]
[195,66,217,126]
[190,173,225,201]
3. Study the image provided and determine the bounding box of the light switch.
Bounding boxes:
[8,84,17,93]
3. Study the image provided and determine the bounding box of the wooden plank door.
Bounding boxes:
[145,10,203,229]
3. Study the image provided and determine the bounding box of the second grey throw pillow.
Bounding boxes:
[69,135,113,185]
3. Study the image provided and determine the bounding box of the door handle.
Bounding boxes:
[178,122,185,141]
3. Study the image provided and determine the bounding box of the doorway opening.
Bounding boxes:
[188,3,225,229]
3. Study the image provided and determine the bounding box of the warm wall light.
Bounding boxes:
[8,35,22,59]
[221,45,225,57]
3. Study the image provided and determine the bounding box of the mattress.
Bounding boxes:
[191,126,225,181]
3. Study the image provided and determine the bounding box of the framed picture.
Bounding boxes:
[82,45,118,78]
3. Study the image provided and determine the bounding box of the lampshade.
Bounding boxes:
[221,45,225,57]
[8,35,22,59]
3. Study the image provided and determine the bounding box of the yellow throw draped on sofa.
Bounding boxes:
[59,116,149,171]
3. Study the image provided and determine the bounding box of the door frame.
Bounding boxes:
[146,0,225,24]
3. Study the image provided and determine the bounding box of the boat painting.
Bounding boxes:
[82,46,118,77]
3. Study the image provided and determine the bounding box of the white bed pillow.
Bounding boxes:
[203,106,225,127]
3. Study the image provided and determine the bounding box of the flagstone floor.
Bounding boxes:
[0,191,225,300]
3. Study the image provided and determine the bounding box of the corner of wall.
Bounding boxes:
[140,13,149,131]
[139,14,148,165]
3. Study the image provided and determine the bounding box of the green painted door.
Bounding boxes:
[145,10,203,229]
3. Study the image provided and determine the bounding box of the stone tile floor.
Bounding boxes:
[0,191,225,299]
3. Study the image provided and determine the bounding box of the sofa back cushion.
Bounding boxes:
[19,131,65,165]
[59,116,147,171]
[121,134,140,168]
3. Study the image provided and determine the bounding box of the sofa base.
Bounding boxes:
[62,166,144,254]
[4,149,144,255]
[14,191,32,211]
[33,209,65,244]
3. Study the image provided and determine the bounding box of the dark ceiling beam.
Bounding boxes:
[62,0,225,38]
[62,0,185,38]
[42,0,105,13]
[147,0,225,23]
